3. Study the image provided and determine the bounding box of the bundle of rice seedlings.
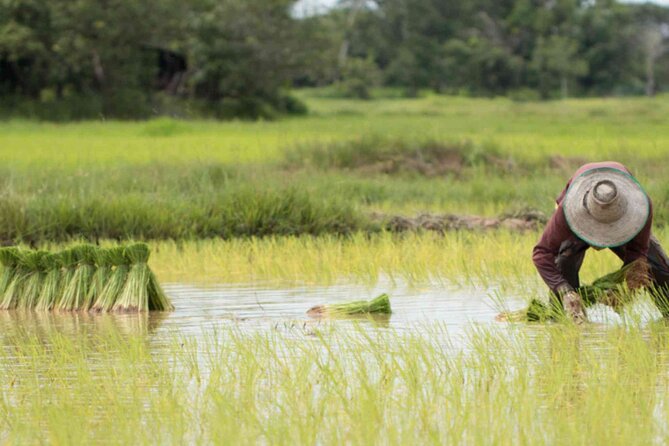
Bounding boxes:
[113,243,150,312]
[35,253,63,311]
[307,293,391,317]
[577,259,651,308]
[114,243,174,312]
[0,249,33,310]
[91,246,130,312]
[59,244,98,311]
[497,259,652,323]
[0,247,20,297]
[18,250,49,310]
[496,299,560,323]
[147,268,173,311]
[52,248,78,310]
[86,247,113,309]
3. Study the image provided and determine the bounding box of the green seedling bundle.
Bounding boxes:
[307,293,392,317]
[499,259,657,322]
[0,244,173,313]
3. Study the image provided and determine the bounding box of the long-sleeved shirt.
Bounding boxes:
[532,161,652,293]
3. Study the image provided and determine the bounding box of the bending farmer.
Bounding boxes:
[532,162,669,323]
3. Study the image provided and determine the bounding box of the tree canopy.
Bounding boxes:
[0,0,667,119]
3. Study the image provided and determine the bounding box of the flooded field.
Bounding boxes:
[2,279,669,444]
[1,93,668,443]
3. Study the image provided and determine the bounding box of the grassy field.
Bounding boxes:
[2,91,669,444]
[1,92,668,242]
[2,321,669,445]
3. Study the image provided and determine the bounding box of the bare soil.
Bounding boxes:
[377,210,547,233]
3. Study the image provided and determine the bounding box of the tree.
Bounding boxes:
[531,35,587,98]
[187,0,302,118]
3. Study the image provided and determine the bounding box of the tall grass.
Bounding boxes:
[0,94,667,241]
[1,320,669,444]
[146,230,652,292]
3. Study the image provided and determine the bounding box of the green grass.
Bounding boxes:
[145,230,648,292]
[2,319,669,444]
[3,92,669,443]
[0,93,668,242]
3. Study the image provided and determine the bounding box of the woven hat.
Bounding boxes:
[563,167,649,248]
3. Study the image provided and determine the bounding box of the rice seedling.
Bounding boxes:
[19,250,49,310]
[1,320,669,444]
[307,293,391,317]
[35,253,63,311]
[86,247,113,308]
[497,259,658,322]
[59,244,98,311]
[0,249,34,310]
[114,243,173,312]
[0,247,20,296]
[52,248,78,310]
[578,258,651,307]
[91,247,130,312]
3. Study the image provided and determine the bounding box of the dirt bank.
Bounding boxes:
[377,210,547,233]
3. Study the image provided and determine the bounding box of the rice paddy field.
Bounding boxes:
[2,91,669,444]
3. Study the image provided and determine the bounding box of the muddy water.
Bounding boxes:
[0,278,660,343]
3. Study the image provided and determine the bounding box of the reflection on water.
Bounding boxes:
[0,310,167,338]
[0,279,663,342]
[158,279,516,336]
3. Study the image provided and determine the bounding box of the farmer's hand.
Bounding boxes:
[562,291,587,324]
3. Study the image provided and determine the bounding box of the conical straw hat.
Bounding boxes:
[563,167,649,248]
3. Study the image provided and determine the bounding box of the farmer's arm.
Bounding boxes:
[532,205,574,293]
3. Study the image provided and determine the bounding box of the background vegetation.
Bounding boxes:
[1,0,668,119]
[0,92,667,243]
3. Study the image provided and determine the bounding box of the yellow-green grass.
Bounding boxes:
[1,93,668,168]
[146,230,657,292]
[2,319,669,444]
[1,93,669,242]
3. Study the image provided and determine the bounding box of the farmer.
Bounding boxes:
[532,161,669,323]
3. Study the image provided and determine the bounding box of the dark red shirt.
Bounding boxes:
[532,162,652,293]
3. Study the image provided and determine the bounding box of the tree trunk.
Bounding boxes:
[337,0,366,73]
[645,55,656,97]
[560,75,568,99]
[92,50,106,88]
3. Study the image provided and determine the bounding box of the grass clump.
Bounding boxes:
[286,137,504,175]
[307,293,391,317]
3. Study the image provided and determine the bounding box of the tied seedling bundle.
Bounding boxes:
[113,243,174,313]
[307,293,392,317]
[0,244,173,313]
[498,259,653,322]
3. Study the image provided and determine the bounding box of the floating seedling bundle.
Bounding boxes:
[307,293,392,317]
[0,244,173,313]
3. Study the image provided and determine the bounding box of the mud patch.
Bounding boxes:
[377,210,547,233]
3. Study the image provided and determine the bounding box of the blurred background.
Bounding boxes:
[0,0,668,120]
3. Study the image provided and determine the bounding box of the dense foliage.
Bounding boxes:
[0,0,668,119]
